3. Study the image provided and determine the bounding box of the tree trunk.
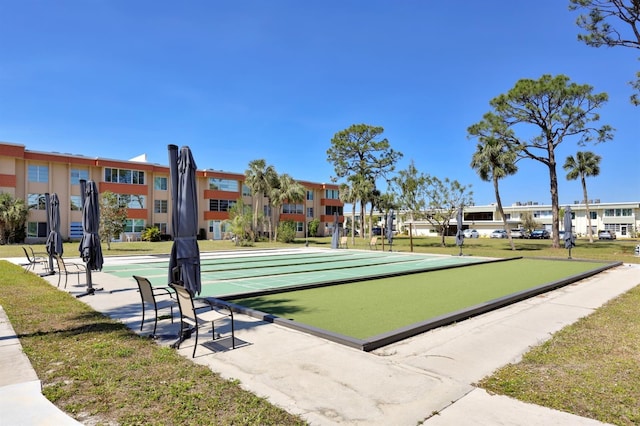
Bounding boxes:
[582,175,594,243]
[351,202,356,245]
[360,200,366,239]
[494,176,515,250]
[547,143,560,249]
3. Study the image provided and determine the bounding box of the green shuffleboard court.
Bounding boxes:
[226,257,617,351]
[101,249,618,351]
[101,249,495,298]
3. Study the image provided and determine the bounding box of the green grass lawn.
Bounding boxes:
[6,234,638,264]
[0,261,304,425]
[231,258,608,339]
[479,284,640,425]
[1,238,638,424]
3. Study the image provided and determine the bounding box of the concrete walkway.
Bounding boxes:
[1,253,638,425]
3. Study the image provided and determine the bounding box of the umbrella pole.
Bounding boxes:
[76,267,103,298]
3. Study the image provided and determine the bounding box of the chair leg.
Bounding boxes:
[140,306,145,331]
[192,325,199,358]
[152,307,158,336]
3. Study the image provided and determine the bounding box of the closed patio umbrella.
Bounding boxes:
[386,209,394,251]
[455,205,464,256]
[168,145,201,296]
[564,206,575,259]
[331,212,340,249]
[45,193,63,275]
[78,180,103,296]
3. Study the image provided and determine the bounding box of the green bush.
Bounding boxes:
[277,220,297,243]
[308,218,320,237]
[141,227,161,242]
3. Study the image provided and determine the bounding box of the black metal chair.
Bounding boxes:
[170,283,235,357]
[54,254,86,288]
[21,246,46,273]
[132,275,177,337]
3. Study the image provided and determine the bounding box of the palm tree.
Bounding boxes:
[470,137,518,250]
[244,159,276,240]
[270,174,305,242]
[350,175,374,238]
[563,151,601,243]
[339,182,357,245]
[0,193,28,244]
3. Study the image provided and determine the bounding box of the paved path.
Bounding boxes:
[2,252,638,425]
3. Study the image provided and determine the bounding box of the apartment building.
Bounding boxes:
[386,201,639,239]
[0,141,344,242]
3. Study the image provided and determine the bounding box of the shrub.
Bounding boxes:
[141,227,161,242]
[277,220,297,243]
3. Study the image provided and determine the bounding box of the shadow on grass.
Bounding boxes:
[229,297,308,318]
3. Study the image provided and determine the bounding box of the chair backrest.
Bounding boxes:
[22,247,33,262]
[340,236,347,244]
[54,254,67,273]
[171,283,196,322]
[370,236,377,245]
[133,275,156,306]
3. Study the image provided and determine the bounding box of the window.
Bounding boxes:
[70,195,82,211]
[242,184,251,197]
[105,168,145,185]
[209,178,239,192]
[27,222,48,237]
[70,169,89,185]
[153,223,168,233]
[27,194,46,210]
[464,212,493,221]
[296,222,304,232]
[154,200,168,213]
[533,210,552,218]
[604,208,632,217]
[209,199,236,212]
[325,206,343,215]
[264,205,271,217]
[325,189,339,199]
[306,190,314,201]
[307,207,314,218]
[124,219,145,233]
[70,222,83,238]
[118,194,146,209]
[154,177,167,190]
[283,203,304,214]
[28,165,48,183]
[590,211,597,220]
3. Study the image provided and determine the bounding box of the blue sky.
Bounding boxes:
[1,1,638,205]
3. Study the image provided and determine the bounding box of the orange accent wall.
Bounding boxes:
[100,182,148,195]
[0,144,25,158]
[204,211,230,220]
[204,189,241,199]
[320,215,344,222]
[280,213,305,222]
[321,198,343,206]
[0,174,16,187]
[128,209,148,219]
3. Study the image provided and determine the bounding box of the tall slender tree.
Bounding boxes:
[327,124,402,237]
[468,74,613,248]
[470,136,518,250]
[244,159,276,240]
[563,151,602,243]
[339,182,357,244]
[390,160,428,234]
[270,173,305,242]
